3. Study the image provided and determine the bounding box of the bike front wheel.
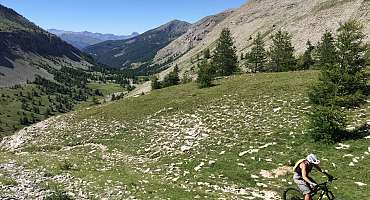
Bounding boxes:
[325,191,335,200]
[283,188,304,200]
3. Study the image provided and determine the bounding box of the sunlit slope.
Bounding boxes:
[1,70,369,199]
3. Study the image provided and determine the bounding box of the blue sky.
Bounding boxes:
[0,0,246,35]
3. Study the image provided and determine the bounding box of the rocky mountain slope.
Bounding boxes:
[48,29,139,49]
[153,0,370,76]
[0,70,369,199]
[0,4,93,87]
[153,10,234,65]
[83,20,191,69]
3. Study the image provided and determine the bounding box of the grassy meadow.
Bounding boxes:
[0,70,369,199]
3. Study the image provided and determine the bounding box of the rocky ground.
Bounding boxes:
[0,71,369,199]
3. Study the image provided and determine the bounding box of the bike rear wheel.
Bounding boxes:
[283,188,304,200]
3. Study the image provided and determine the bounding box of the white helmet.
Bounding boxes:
[307,154,320,165]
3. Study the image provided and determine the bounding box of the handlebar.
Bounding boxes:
[314,176,337,191]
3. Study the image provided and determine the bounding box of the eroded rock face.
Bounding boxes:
[153,10,234,65]
[153,0,370,77]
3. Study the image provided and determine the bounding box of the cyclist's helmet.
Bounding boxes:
[307,154,320,165]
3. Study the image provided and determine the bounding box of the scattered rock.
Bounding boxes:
[354,182,367,187]
[194,162,205,171]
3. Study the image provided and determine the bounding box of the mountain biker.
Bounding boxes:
[293,154,333,200]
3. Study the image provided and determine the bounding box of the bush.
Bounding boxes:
[308,106,346,143]
[45,188,73,200]
[59,160,73,171]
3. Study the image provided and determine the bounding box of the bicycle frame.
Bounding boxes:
[312,182,335,200]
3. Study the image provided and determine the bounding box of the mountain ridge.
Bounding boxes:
[0,4,94,87]
[83,20,191,69]
[151,0,370,79]
[48,29,139,49]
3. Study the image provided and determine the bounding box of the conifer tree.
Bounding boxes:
[308,20,368,143]
[247,32,267,72]
[300,40,315,70]
[162,65,180,88]
[269,30,296,72]
[203,48,211,59]
[212,28,238,76]
[316,31,337,68]
[336,20,367,104]
[197,60,213,88]
[151,76,161,90]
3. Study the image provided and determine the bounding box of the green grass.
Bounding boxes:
[87,82,125,96]
[1,70,369,199]
[0,176,17,186]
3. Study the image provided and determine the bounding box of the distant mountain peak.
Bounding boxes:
[47,29,139,49]
[83,20,191,70]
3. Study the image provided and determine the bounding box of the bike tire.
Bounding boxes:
[326,191,335,200]
[283,188,304,200]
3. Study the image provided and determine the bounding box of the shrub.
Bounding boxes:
[308,106,346,143]
[45,189,73,200]
[59,160,73,171]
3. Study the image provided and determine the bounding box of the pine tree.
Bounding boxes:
[336,20,367,105]
[300,40,315,70]
[197,60,213,88]
[308,20,368,143]
[151,76,161,90]
[212,28,238,76]
[269,30,296,72]
[203,48,211,59]
[316,31,337,68]
[247,32,267,72]
[162,66,180,88]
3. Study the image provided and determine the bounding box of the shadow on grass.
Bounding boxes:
[341,124,370,141]
[365,85,370,96]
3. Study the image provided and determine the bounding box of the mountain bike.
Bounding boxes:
[283,176,337,200]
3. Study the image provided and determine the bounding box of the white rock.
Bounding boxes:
[180,145,191,152]
[335,143,350,150]
[219,151,226,155]
[208,160,216,165]
[194,162,205,171]
[273,107,282,113]
[354,182,367,186]
[346,126,356,131]
[251,174,259,179]
[237,163,246,167]
[349,162,355,166]
[265,158,273,162]
[239,151,248,157]
[256,182,268,187]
